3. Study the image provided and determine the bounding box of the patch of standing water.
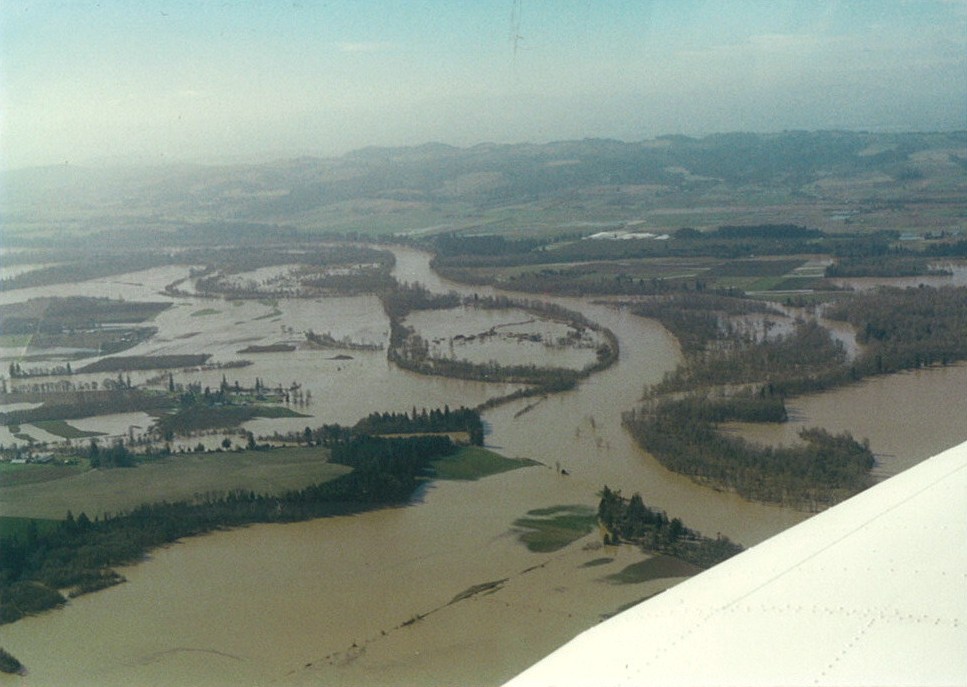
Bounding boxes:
[722,363,967,480]
[0,265,196,306]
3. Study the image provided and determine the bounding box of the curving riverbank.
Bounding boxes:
[381,283,619,402]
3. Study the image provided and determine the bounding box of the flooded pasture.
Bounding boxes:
[404,305,604,369]
[0,265,197,307]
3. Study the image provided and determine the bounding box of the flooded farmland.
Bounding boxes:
[1,247,965,686]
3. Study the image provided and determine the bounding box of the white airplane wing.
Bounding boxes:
[504,440,967,687]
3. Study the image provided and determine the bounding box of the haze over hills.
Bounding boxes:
[2,130,965,240]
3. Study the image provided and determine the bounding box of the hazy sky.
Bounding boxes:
[2,0,965,169]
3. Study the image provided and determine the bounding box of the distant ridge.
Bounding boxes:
[2,130,964,237]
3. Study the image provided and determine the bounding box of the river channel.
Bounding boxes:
[1,247,965,686]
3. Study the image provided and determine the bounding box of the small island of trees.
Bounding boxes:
[597,487,744,569]
[0,647,24,675]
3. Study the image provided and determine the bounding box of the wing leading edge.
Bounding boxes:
[504,440,967,686]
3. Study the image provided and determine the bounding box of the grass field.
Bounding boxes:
[31,420,105,439]
[430,446,540,481]
[156,403,308,434]
[513,505,597,553]
[0,446,350,520]
[0,334,32,347]
[0,462,88,488]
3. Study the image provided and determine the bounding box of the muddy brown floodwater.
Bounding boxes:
[1,247,965,686]
[725,363,967,479]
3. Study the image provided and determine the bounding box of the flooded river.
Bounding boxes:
[725,363,967,479]
[1,248,965,686]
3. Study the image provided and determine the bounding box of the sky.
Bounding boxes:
[1,0,965,169]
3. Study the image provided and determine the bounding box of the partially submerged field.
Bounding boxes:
[0,443,536,522]
[431,445,541,481]
[0,447,350,520]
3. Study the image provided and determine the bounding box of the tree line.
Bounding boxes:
[826,285,967,373]
[617,285,967,508]
[0,647,23,675]
[630,292,778,357]
[623,396,875,509]
[597,487,744,568]
[428,225,965,296]
[638,285,967,397]
[430,224,834,272]
[305,329,384,351]
[0,432,460,626]
[379,280,462,321]
[352,405,485,445]
[86,438,136,469]
[380,280,618,404]
[653,318,848,395]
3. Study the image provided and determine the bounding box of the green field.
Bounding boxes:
[430,446,540,481]
[0,334,32,347]
[513,505,597,553]
[0,462,88,488]
[0,446,351,519]
[31,420,105,439]
[156,403,309,434]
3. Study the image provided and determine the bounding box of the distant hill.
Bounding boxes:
[2,131,965,239]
